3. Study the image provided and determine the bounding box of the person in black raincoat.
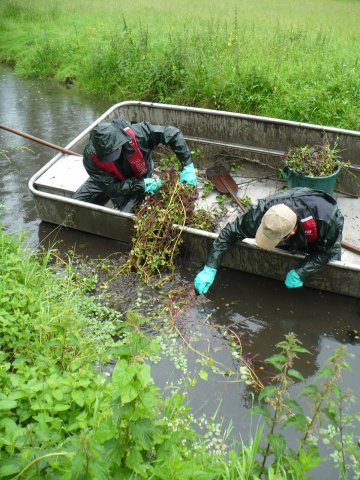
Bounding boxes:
[194,187,344,294]
[73,118,197,212]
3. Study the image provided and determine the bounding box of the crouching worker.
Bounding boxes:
[194,187,344,294]
[73,119,197,212]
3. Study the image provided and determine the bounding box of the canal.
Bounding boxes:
[1,64,359,477]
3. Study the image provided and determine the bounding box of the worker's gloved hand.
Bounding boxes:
[285,269,303,289]
[194,265,217,294]
[180,163,197,187]
[144,178,163,195]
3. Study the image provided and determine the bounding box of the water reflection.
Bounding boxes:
[208,267,359,377]
[0,64,110,240]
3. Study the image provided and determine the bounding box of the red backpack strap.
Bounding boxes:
[90,152,125,181]
[300,216,318,243]
[124,127,147,177]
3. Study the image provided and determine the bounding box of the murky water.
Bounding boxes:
[0,65,113,248]
[1,65,359,476]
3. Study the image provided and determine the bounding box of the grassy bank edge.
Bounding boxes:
[1,1,360,130]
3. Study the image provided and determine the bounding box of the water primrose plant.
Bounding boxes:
[0,225,359,478]
[0,146,32,161]
[285,142,350,177]
[118,168,216,284]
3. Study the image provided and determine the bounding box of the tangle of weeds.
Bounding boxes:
[119,169,215,285]
[226,327,264,390]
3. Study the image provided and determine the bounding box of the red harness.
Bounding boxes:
[90,127,147,181]
[300,216,318,243]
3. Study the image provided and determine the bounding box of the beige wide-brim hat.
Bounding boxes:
[255,204,297,250]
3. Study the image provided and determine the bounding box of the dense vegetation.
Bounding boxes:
[1,0,360,130]
[0,226,359,478]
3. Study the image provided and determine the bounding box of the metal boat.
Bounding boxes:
[29,101,360,298]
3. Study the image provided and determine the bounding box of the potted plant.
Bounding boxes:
[282,141,349,195]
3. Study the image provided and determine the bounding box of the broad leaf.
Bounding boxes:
[288,369,305,381]
[0,399,17,410]
[121,384,139,404]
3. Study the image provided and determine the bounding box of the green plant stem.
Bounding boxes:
[300,352,345,449]
[338,395,347,479]
[14,453,71,479]
[168,183,187,266]
[259,406,280,477]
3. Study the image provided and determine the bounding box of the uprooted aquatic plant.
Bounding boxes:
[0,145,32,161]
[120,168,216,284]
[285,141,350,177]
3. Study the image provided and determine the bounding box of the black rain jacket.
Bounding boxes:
[206,187,344,280]
[82,118,193,200]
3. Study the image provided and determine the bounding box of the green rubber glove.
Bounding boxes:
[180,163,197,187]
[144,178,163,195]
[285,269,303,289]
[194,265,217,294]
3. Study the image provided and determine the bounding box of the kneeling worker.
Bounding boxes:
[73,118,197,212]
[194,187,344,294]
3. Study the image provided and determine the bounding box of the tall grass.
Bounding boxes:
[1,0,360,129]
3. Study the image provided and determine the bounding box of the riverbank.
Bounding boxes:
[1,225,359,478]
[1,0,360,130]
[0,225,229,478]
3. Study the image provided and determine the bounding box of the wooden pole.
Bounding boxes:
[341,241,360,255]
[0,123,82,157]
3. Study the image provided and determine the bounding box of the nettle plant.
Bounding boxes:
[1,226,359,479]
[253,333,360,479]
[285,141,349,177]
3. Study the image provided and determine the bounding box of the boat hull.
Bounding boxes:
[29,101,360,298]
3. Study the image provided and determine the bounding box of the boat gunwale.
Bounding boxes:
[28,189,360,274]
[98,101,360,137]
[28,100,360,276]
[29,100,360,189]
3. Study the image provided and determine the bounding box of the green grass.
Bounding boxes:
[1,1,360,119]
[2,0,360,37]
[1,0,360,129]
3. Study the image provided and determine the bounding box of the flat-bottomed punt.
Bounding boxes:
[29,102,360,298]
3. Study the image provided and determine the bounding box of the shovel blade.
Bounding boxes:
[206,165,238,194]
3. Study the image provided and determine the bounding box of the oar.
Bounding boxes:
[206,165,248,213]
[206,164,360,255]
[0,123,82,157]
